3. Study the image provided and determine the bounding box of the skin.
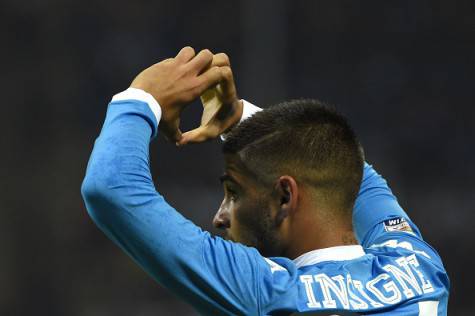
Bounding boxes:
[215,154,284,257]
[215,154,357,259]
[131,46,357,260]
[130,47,242,143]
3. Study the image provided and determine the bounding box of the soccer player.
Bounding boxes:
[81,47,449,315]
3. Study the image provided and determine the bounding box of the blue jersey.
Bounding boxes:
[81,90,449,315]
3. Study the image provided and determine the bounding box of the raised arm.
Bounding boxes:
[81,48,271,315]
[352,163,423,246]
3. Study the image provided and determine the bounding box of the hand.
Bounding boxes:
[177,53,243,146]
[130,47,228,142]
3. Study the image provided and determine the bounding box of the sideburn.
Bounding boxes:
[237,194,283,257]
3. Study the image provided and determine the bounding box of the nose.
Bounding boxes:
[213,204,231,230]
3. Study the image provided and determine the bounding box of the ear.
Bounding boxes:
[273,175,299,225]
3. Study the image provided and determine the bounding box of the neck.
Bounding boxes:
[283,212,357,260]
[285,231,357,260]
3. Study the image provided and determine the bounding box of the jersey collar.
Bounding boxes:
[293,245,365,268]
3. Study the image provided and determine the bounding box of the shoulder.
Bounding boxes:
[288,239,449,314]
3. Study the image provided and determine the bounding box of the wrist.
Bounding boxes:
[112,88,162,124]
[233,99,244,127]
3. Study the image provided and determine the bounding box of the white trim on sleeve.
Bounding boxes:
[240,99,262,123]
[111,88,162,124]
[220,99,262,141]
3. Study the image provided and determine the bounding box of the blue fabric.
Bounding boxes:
[82,100,449,315]
[353,163,423,247]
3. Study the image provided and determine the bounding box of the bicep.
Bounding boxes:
[353,163,422,247]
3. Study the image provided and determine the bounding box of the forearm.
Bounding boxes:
[81,90,159,235]
[81,91,207,284]
[81,91,263,315]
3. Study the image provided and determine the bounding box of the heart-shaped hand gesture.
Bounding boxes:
[178,53,243,146]
[130,47,237,143]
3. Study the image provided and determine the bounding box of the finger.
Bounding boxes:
[162,128,183,143]
[217,66,237,102]
[177,126,217,146]
[211,53,231,67]
[220,66,234,88]
[159,121,183,143]
[175,46,196,63]
[172,128,182,143]
[186,49,213,74]
[195,66,230,96]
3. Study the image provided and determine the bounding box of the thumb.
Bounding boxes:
[172,128,183,143]
[177,126,215,146]
[159,119,183,143]
[164,127,183,143]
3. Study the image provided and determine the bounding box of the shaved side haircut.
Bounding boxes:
[223,99,364,213]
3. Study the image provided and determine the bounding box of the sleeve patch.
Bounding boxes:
[383,217,414,234]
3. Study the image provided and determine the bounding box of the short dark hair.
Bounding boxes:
[223,99,364,213]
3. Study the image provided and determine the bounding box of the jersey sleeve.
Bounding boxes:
[353,163,424,247]
[81,95,282,315]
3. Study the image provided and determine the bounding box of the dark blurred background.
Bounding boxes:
[2,0,474,315]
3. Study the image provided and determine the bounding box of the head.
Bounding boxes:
[214,99,364,258]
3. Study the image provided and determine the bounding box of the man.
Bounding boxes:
[82,47,449,315]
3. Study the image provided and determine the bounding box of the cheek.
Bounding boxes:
[234,198,285,256]
[229,203,244,237]
[232,199,267,243]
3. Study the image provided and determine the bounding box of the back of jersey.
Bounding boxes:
[284,228,448,315]
[259,163,449,315]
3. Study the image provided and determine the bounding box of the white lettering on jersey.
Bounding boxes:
[299,254,432,311]
[346,275,369,309]
[369,239,431,259]
[366,273,402,304]
[384,256,422,298]
[352,279,383,308]
[315,274,350,309]
[300,275,322,308]
[407,254,434,294]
